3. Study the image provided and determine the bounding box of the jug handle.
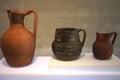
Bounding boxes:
[112,32,117,45]
[26,10,38,42]
[78,29,86,47]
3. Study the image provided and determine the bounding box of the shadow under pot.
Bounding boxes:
[92,32,117,60]
[52,28,86,61]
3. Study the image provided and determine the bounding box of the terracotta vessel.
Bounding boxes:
[0,10,38,67]
[92,32,117,60]
[52,28,86,61]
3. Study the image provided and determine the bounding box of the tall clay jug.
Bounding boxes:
[92,32,117,60]
[0,10,38,67]
[52,28,86,61]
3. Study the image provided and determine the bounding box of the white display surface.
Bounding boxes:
[0,52,120,80]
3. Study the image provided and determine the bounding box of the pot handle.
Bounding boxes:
[26,10,38,42]
[78,29,86,47]
[112,32,117,45]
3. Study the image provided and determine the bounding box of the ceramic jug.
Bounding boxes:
[0,10,38,67]
[92,32,117,60]
[52,28,86,61]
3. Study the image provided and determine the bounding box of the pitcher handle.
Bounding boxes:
[26,10,38,42]
[78,29,86,47]
[112,32,117,45]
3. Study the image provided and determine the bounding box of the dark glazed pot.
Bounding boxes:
[52,28,86,61]
[92,32,117,60]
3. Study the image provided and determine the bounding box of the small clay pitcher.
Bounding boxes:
[0,10,38,67]
[52,28,86,61]
[92,32,117,60]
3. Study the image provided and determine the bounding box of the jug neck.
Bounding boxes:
[7,10,26,26]
[96,32,113,41]
[11,14,25,26]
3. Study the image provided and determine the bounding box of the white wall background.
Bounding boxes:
[0,0,120,59]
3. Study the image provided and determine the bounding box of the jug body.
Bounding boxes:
[52,28,86,61]
[0,10,38,67]
[92,32,117,60]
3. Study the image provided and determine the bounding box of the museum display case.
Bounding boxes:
[0,0,120,80]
